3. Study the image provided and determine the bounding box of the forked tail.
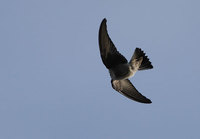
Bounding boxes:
[130,48,153,70]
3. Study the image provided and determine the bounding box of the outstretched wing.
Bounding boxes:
[111,79,152,104]
[98,18,127,69]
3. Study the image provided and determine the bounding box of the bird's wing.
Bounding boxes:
[111,79,152,104]
[98,18,127,69]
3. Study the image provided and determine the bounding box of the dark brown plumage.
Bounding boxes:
[98,18,153,104]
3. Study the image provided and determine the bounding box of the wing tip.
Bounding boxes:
[100,18,107,26]
[130,95,152,104]
[142,99,152,104]
[102,18,107,22]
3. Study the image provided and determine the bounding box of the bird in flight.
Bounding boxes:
[98,18,153,104]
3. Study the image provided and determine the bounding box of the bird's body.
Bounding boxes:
[98,18,153,104]
[109,63,132,80]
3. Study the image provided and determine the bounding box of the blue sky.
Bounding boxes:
[1,0,200,138]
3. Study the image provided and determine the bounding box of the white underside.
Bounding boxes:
[124,66,137,79]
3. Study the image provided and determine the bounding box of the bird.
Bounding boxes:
[98,18,153,104]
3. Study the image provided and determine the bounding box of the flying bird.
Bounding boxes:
[98,18,153,104]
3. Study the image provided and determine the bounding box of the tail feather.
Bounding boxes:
[131,48,153,70]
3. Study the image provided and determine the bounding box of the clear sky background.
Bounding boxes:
[1,0,200,139]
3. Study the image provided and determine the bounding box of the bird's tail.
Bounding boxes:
[130,48,153,70]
